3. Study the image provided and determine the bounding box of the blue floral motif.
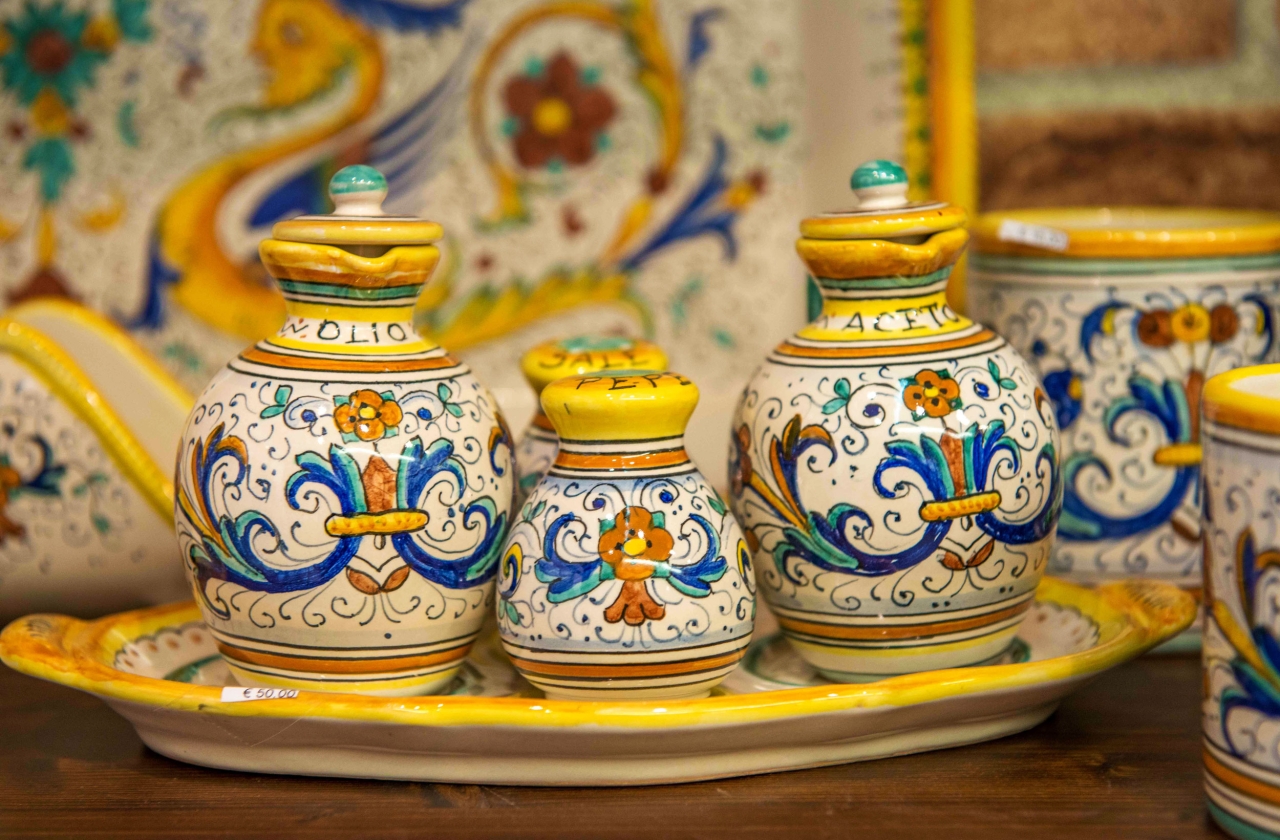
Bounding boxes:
[177,424,507,617]
[1058,375,1196,541]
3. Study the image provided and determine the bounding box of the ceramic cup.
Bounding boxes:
[515,336,667,499]
[498,370,755,700]
[971,209,1280,618]
[174,167,514,697]
[732,161,1060,681]
[1202,364,1280,840]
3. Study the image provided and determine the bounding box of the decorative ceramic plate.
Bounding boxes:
[0,577,1192,786]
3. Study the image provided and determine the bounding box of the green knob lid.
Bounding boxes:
[849,160,909,210]
[329,165,388,216]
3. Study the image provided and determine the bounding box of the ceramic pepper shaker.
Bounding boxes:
[173,165,515,696]
[515,336,667,498]
[730,160,1061,681]
[498,370,755,699]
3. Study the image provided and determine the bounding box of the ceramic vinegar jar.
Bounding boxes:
[729,161,1062,681]
[969,209,1280,610]
[173,166,515,696]
[515,336,667,498]
[498,370,755,700]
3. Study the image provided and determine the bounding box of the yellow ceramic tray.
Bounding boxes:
[0,577,1193,786]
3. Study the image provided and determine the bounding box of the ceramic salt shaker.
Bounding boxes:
[730,160,1061,681]
[174,165,515,696]
[516,336,667,498]
[498,370,754,699]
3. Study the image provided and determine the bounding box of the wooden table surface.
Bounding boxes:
[0,653,1228,839]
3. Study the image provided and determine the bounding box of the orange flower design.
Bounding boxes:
[902,370,961,418]
[503,51,616,170]
[1209,303,1240,343]
[334,390,403,442]
[599,505,673,625]
[1136,309,1175,348]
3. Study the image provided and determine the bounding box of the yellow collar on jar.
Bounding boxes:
[972,207,1280,259]
[521,336,668,396]
[1204,364,1280,437]
[541,371,698,442]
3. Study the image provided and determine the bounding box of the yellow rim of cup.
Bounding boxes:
[972,207,1280,258]
[1203,364,1280,436]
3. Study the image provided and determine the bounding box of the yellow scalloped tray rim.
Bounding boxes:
[0,578,1194,730]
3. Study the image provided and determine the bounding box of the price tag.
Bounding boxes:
[997,219,1069,252]
[220,686,299,702]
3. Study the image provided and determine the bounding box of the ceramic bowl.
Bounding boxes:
[971,209,1280,605]
[1202,364,1280,840]
[0,299,191,619]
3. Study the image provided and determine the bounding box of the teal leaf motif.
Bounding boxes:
[599,515,616,536]
[651,511,666,530]
[706,495,727,516]
[822,377,853,414]
[260,384,292,418]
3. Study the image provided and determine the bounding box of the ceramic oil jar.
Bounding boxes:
[970,209,1280,607]
[173,166,514,696]
[1201,364,1280,840]
[498,370,754,699]
[516,336,667,498]
[730,161,1061,681]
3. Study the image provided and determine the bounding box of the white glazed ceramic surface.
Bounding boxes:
[498,463,754,700]
[1202,409,1280,838]
[973,265,1280,589]
[514,424,558,498]
[176,355,514,696]
[732,292,1060,680]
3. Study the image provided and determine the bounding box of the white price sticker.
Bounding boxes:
[997,219,1069,252]
[220,686,299,702]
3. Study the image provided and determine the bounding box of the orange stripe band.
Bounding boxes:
[1205,749,1280,807]
[217,641,471,675]
[531,411,555,432]
[508,647,746,679]
[775,329,996,359]
[777,598,1031,642]
[241,347,460,373]
[553,448,690,471]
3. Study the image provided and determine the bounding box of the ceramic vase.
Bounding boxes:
[730,161,1061,681]
[498,370,755,699]
[515,336,667,499]
[970,209,1280,617]
[173,166,515,696]
[1201,364,1280,839]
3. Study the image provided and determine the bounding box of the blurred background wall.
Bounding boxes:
[976,0,1280,210]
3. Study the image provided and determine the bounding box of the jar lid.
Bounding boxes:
[521,336,668,395]
[799,160,967,241]
[271,165,443,246]
[972,207,1280,259]
[540,371,698,442]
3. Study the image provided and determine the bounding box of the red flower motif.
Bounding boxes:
[503,51,616,170]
